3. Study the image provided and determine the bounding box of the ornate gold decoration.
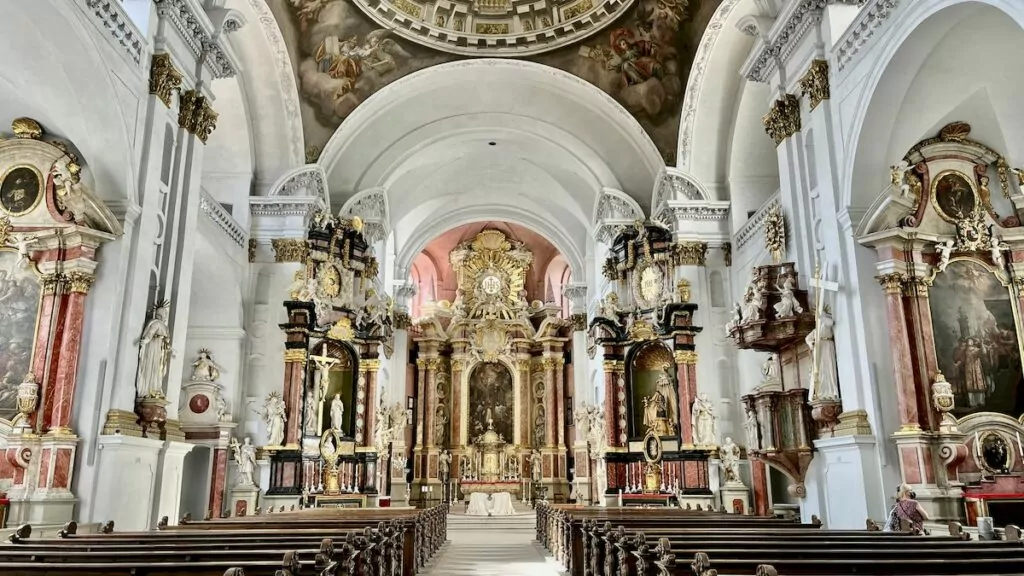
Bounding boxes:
[272,239,309,263]
[11,117,43,140]
[451,358,466,372]
[178,90,219,144]
[450,229,532,320]
[0,215,11,246]
[284,348,307,363]
[762,94,801,145]
[247,238,257,263]
[602,360,624,372]
[471,318,511,362]
[359,359,381,372]
[671,241,708,266]
[939,121,971,143]
[67,271,96,294]
[476,23,509,34]
[798,59,829,111]
[101,409,144,438]
[327,317,354,341]
[676,279,691,303]
[633,260,665,309]
[149,53,182,108]
[164,418,186,442]
[40,273,67,295]
[902,275,931,297]
[628,318,658,341]
[393,0,422,17]
[318,263,341,297]
[569,313,587,331]
[634,344,673,371]
[831,410,872,437]
[875,273,907,295]
[565,0,593,18]
[674,350,698,365]
[393,311,411,330]
[764,203,786,264]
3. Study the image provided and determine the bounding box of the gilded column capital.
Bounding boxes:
[671,241,708,266]
[541,357,564,370]
[359,359,381,372]
[762,94,801,146]
[451,358,467,372]
[416,357,443,371]
[902,275,932,297]
[876,272,908,295]
[271,238,309,263]
[40,272,68,295]
[149,53,182,108]
[569,313,587,332]
[67,271,96,294]
[516,359,532,372]
[393,312,412,330]
[284,348,307,363]
[602,360,625,372]
[178,89,219,144]
[674,350,698,365]
[798,59,830,111]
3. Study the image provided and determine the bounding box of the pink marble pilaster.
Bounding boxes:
[208,448,228,517]
[903,277,939,431]
[283,357,305,445]
[544,359,557,447]
[878,274,920,429]
[49,288,89,430]
[423,358,437,447]
[555,357,566,447]
[362,360,379,447]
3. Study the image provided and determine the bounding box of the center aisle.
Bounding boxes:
[424,510,564,576]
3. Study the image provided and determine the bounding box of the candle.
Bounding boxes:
[1017,432,1023,457]
[976,431,981,456]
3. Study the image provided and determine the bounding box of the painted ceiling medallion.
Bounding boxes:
[350,0,637,56]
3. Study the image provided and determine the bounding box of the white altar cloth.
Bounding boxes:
[466,491,516,516]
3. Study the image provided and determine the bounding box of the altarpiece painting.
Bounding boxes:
[930,259,1023,418]
[0,250,40,421]
[468,362,514,441]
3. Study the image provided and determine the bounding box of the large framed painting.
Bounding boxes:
[931,170,979,222]
[929,259,1024,418]
[468,362,514,441]
[0,249,42,421]
[0,165,43,216]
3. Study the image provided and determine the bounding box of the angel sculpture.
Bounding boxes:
[11,234,37,269]
[935,239,955,273]
[725,302,743,335]
[50,157,89,223]
[597,292,625,325]
[990,234,1009,269]
[890,160,913,197]
[190,348,223,382]
[773,275,803,319]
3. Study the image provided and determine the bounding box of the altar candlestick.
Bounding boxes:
[975,431,981,456]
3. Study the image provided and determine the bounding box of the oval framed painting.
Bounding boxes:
[930,170,979,222]
[0,165,43,216]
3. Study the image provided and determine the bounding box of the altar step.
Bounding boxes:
[426,511,561,576]
[447,510,537,532]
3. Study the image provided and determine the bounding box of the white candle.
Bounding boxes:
[976,431,982,456]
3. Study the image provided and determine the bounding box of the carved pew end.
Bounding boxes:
[811,514,822,527]
[866,518,881,531]
[223,569,246,576]
[948,521,971,540]
[279,551,301,576]
[101,520,115,534]
[756,565,779,576]
[58,520,78,538]
[8,524,32,543]
[1006,524,1021,542]
[157,515,169,530]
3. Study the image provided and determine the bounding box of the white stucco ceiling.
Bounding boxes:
[319,58,664,278]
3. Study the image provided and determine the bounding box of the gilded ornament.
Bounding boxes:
[875,272,907,295]
[449,229,532,320]
[272,238,309,263]
[0,215,11,246]
[178,89,219,144]
[318,263,341,297]
[831,410,873,437]
[674,350,698,365]
[602,360,624,372]
[902,275,931,297]
[676,279,691,303]
[392,0,422,17]
[393,311,411,330]
[11,117,43,140]
[248,238,257,263]
[284,348,307,363]
[763,203,786,264]
[762,94,801,146]
[67,271,96,294]
[722,242,732,267]
[939,121,971,143]
[476,23,510,34]
[149,53,183,108]
[798,60,830,111]
[40,272,67,295]
[569,313,587,331]
[628,318,658,341]
[327,317,355,341]
[671,241,708,266]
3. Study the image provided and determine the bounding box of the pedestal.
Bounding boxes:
[810,435,887,528]
[229,485,260,517]
[93,435,164,531]
[153,441,194,526]
[721,483,751,515]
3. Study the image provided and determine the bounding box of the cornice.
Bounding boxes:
[833,0,899,75]
[654,201,731,224]
[79,0,146,67]
[249,196,325,218]
[153,0,240,79]
[735,193,781,251]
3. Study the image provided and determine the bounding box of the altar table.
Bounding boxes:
[460,480,521,498]
[466,492,516,516]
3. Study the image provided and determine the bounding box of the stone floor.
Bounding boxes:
[424,511,564,576]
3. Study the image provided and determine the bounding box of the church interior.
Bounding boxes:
[2,0,1024,574]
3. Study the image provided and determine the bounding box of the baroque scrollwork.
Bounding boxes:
[764,203,786,264]
[272,238,309,263]
[149,53,183,108]
[178,89,219,144]
[798,59,829,111]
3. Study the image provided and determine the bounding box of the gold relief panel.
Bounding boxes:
[476,23,510,34]
[359,358,381,372]
[670,242,708,267]
[764,203,786,264]
[798,59,830,111]
[149,53,183,108]
[674,350,698,365]
[569,313,587,332]
[272,238,309,263]
[762,94,801,146]
[284,348,308,363]
[178,89,219,144]
[11,117,43,140]
[602,359,625,372]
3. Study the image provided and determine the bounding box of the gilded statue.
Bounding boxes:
[135,301,173,399]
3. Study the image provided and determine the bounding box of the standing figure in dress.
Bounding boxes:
[690,393,717,447]
[330,393,345,433]
[136,302,173,399]
[719,437,742,485]
[230,437,258,487]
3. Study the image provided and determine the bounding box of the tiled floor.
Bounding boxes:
[424,512,564,576]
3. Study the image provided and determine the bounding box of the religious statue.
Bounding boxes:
[11,233,37,269]
[434,406,449,446]
[656,368,679,428]
[215,389,230,422]
[720,437,742,485]
[890,160,913,197]
[642,393,667,435]
[230,437,257,487]
[595,457,608,505]
[190,348,222,382]
[936,239,954,272]
[806,310,840,400]
[725,302,742,334]
[990,234,1008,269]
[597,292,625,326]
[530,449,543,482]
[51,156,88,223]
[757,355,782,391]
[135,301,173,399]
[690,393,716,447]
[330,393,345,433]
[773,274,802,318]
[256,392,287,446]
[438,449,452,482]
[741,280,764,322]
[304,388,319,436]
[744,408,759,450]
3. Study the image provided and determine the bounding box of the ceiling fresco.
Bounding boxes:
[275,0,723,165]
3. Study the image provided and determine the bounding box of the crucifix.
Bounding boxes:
[808,261,840,400]
[309,343,340,402]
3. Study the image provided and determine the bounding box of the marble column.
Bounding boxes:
[32,272,68,433]
[360,357,380,447]
[876,273,921,431]
[208,447,229,518]
[555,357,566,448]
[423,358,438,448]
[675,350,698,445]
[49,270,96,431]
[282,347,308,447]
[544,358,558,447]
[902,275,939,431]
[602,357,625,448]
[516,356,531,448]
[750,459,770,516]
[451,357,466,447]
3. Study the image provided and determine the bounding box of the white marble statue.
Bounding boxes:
[807,311,840,400]
[725,302,742,334]
[720,437,742,485]
[215,389,230,422]
[530,449,543,482]
[744,408,759,450]
[434,407,448,445]
[11,234,37,269]
[135,302,173,399]
[595,458,608,506]
[438,449,452,481]
[230,437,258,487]
[330,393,345,433]
[691,393,716,447]
[742,286,764,322]
[758,355,782,391]
[936,239,954,273]
[773,275,803,318]
[305,388,319,436]
[190,348,222,382]
[891,160,913,197]
[257,392,287,446]
[51,157,88,222]
[990,234,1008,269]
[597,292,625,325]
[656,368,679,429]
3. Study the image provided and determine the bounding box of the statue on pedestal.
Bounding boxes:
[530,449,543,482]
[190,348,223,382]
[691,393,716,447]
[806,310,839,400]
[135,301,173,399]
[230,437,258,487]
[330,393,345,433]
[720,437,743,485]
[744,408,760,450]
[438,449,452,482]
[256,392,287,447]
[773,274,803,318]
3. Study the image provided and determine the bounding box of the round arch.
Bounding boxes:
[844,0,1024,210]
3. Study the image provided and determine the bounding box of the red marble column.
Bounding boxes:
[208,447,228,517]
[877,273,921,430]
[361,358,380,447]
[603,357,624,448]
[415,359,427,447]
[555,357,566,448]
[282,349,307,446]
[750,459,770,516]
[48,272,94,431]
[675,351,698,444]
[31,274,67,432]
[423,358,437,447]
[544,358,557,447]
[903,276,939,431]
[451,359,465,445]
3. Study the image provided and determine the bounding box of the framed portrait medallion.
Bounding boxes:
[0,165,43,216]
[931,170,979,222]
